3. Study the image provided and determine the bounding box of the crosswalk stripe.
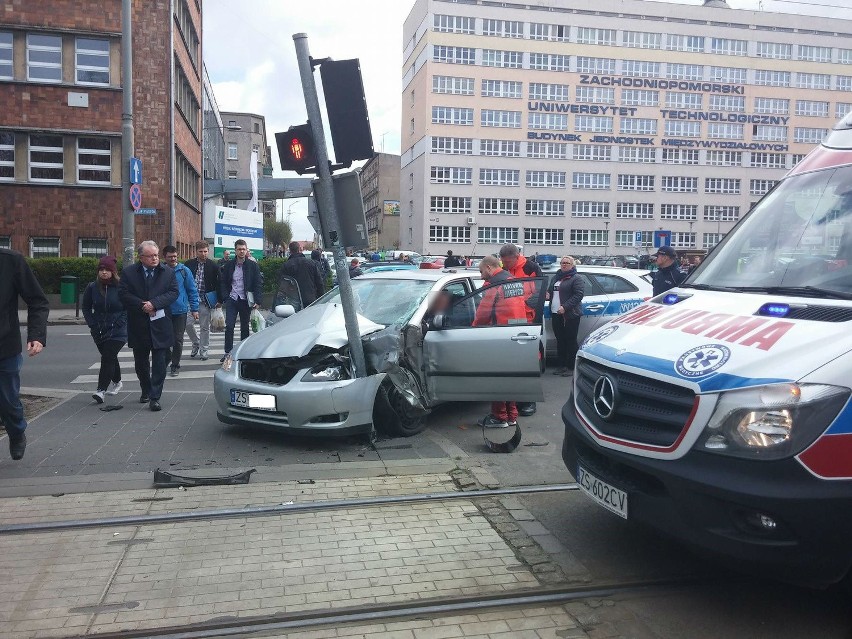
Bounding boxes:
[71,369,216,384]
[88,360,222,370]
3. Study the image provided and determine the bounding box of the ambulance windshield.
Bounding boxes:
[693,164,852,297]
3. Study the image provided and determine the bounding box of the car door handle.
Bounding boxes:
[585,304,605,312]
[511,333,539,342]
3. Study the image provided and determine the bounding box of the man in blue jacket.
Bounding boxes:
[163,246,199,377]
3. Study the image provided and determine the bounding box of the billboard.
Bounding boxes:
[383,200,400,216]
[213,206,264,259]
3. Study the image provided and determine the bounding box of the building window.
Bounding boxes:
[666,34,704,53]
[709,95,745,112]
[706,150,742,166]
[576,57,616,74]
[570,229,607,247]
[253,122,260,134]
[482,19,523,38]
[75,38,110,85]
[175,0,199,66]
[671,232,696,248]
[573,145,611,161]
[0,237,9,249]
[227,143,237,160]
[430,196,471,214]
[755,70,791,87]
[576,27,616,46]
[529,142,569,159]
[794,128,828,144]
[481,110,521,128]
[432,136,474,155]
[620,118,657,136]
[621,60,660,78]
[572,172,610,190]
[623,31,661,49]
[792,154,807,166]
[662,149,699,165]
[575,86,615,104]
[433,14,475,34]
[703,233,724,249]
[615,230,652,247]
[175,62,200,134]
[228,120,236,127]
[750,179,778,196]
[619,146,655,163]
[666,64,703,81]
[617,174,655,192]
[753,126,787,142]
[479,168,519,186]
[478,199,519,215]
[839,49,852,65]
[709,66,747,84]
[225,199,237,207]
[530,83,569,101]
[433,75,474,95]
[837,76,852,92]
[661,204,698,220]
[664,121,701,137]
[622,90,659,107]
[837,103,852,120]
[524,228,564,246]
[710,38,747,56]
[27,34,62,83]
[575,116,613,133]
[481,79,522,98]
[77,137,111,184]
[750,152,787,169]
[429,225,470,243]
[433,45,475,65]
[797,45,831,63]
[0,132,13,181]
[29,134,63,182]
[571,201,609,218]
[79,238,107,257]
[753,97,789,115]
[616,202,654,219]
[479,139,520,157]
[30,237,60,258]
[797,73,830,90]
[0,32,11,79]
[432,106,473,125]
[756,42,791,59]
[176,152,200,208]
[661,176,698,193]
[707,123,744,140]
[704,205,740,222]
[665,91,702,109]
[529,23,569,42]
[478,227,519,244]
[526,171,566,188]
[529,53,569,72]
[227,171,237,179]
[527,199,566,216]
[481,49,522,68]
[528,113,568,130]
[796,100,829,118]
[705,178,740,195]
[430,166,472,184]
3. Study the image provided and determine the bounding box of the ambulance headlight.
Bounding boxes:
[696,384,849,460]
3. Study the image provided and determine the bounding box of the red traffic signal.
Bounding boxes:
[275,123,318,175]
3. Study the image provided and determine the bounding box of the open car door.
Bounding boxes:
[422,276,545,402]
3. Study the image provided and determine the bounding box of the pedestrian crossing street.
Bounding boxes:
[70,332,233,386]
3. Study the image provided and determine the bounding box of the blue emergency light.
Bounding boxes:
[758,302,790,318]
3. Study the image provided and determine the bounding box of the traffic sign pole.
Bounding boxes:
[120,0,135,267]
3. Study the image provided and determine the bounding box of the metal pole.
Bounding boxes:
[293,33,368,380]
[120,0,135,266]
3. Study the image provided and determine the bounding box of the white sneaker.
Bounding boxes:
[92,390,105,404]
[106,381,123,396]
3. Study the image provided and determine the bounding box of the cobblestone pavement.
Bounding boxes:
[0,473,592,638]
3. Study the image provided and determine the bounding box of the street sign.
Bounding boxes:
[653,230,672,248]
[129,183,142,211]
[135,208,157,215]
[633,231,643,248]
[129,157,142,184]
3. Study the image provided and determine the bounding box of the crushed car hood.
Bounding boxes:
[236,304,385,359]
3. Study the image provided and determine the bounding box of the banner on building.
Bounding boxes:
[383,200,400,216]
[213,206,264,259]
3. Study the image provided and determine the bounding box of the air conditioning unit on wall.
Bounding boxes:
[466,216,476,225]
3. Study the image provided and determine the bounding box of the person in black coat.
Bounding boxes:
[83,256,128,404]
[551,256,585,376]
[218,239,263,360]
[118,241,179,411]
[279,241,325,308]
[651,246,687,296]
[0,248,48,460]
[444,250,462,268]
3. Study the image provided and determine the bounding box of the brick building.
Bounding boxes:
[359,152,401,252]
[0,0,203,259]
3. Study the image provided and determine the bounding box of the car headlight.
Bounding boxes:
[221,354,233,372]
[301,364,350,382]
[695,384,850,460]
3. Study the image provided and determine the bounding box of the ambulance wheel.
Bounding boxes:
[373,382,426,437]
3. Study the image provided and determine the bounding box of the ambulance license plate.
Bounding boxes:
[577,465,628,519]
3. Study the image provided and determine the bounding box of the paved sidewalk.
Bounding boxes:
[0,473,588,639]
[18,309,86,326]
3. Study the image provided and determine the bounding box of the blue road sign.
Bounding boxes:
[135,208,157,216]
[129,183,142,211]
[129,157,142,184]
[653,230,672,248]
[634,231,643,247]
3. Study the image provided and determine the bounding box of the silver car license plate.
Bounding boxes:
[230,390,276,411]
[577,465,628,519]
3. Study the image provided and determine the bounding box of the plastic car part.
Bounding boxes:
[483,421,522,453]
[153,468,256,488]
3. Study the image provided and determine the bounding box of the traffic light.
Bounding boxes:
[275,123,317,175]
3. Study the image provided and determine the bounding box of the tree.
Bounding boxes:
[264,218,292,255]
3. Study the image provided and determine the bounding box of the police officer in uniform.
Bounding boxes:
[651,246,687,296]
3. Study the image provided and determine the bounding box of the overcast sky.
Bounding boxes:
[203,0,837,241]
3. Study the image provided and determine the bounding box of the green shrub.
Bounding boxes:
[26,257,122,294]
[258,257,285,298]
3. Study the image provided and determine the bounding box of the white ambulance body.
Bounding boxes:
[562,114,852,587]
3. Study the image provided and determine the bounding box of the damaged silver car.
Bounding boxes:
[214,270,546,436]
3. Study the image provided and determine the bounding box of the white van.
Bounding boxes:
[563,113,852,587]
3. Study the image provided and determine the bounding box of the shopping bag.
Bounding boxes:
[210,307,226,333]
[250,308,266,333]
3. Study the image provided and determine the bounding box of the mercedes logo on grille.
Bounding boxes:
[592,375,617,420]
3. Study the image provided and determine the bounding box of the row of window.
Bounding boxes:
[427,225,726,249]
[431,77,852,119]
[0,132,113,184]
[175,62,200,136]
[431,47,852,90]
[432,16,852,64]
[0,237,110,258]
[0,31,111,85]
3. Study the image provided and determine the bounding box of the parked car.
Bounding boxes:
[214,270,547,437]
[418,256,446,269]
[361,261,418,273]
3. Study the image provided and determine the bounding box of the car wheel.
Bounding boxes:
[373,382,426,437]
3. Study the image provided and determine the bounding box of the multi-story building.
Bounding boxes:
[360,152,401,251]
[220,111,275,220]
[401,0,852,257]
[201,64,225,241]
[0,0,204,258]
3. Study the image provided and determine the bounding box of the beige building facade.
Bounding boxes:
[400,0,852,258]
[360,152,402,251]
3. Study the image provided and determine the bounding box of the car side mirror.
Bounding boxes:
[431,313,446,330]
[274,304,296,318]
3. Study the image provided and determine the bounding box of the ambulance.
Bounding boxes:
[562,113,852,587]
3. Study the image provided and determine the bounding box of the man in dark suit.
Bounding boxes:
[118,240,179,412]
[184,240,220,361]
[219,239,263,362]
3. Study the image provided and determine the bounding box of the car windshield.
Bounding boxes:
[694,164,852,297]
[314,277,436,326]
